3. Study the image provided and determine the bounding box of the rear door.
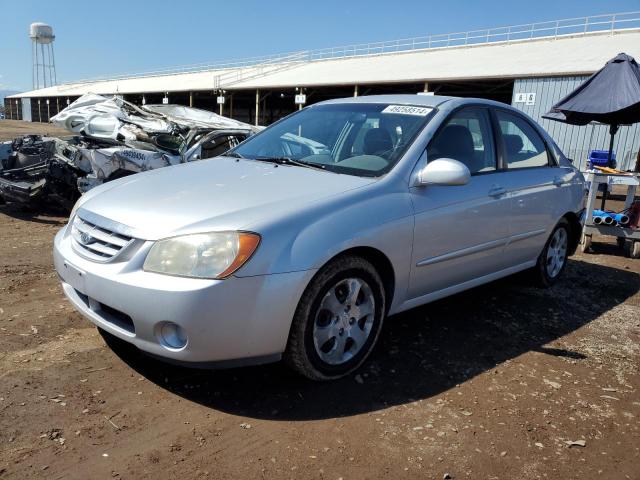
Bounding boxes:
[491,109,570,264]
[408,106,512,299]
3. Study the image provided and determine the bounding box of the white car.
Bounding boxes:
[54,95,584,380]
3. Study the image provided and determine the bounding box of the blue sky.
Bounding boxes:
[1,0,638,92]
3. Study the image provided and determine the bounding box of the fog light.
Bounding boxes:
[158,322,187,350]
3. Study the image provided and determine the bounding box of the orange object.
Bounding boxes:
[218,232,261,278]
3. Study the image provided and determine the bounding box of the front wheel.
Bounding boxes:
[284,255,386,381]
[531,219,570,287]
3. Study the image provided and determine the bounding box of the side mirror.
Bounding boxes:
[416,158,470,186]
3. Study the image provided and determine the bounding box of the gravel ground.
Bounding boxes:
[1,121,639,480]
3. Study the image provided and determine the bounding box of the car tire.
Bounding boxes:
[580,233,592,253]
[532,218,570,288]
[284,255,386,381]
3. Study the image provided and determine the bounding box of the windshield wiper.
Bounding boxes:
[226,151,245,159]
[255,156,326,171]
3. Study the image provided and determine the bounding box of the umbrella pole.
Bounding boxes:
[607,124,618,168]
[600,124,619,210]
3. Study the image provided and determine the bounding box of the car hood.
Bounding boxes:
[77,156,375,240]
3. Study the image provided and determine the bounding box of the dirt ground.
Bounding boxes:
[0,120,69,139]
[1,121,639,480]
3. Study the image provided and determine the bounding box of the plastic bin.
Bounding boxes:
[588,149,616,169]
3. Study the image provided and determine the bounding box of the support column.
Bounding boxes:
[423,82,430,93]
[229,93,234,119]
[255,89,260,126]
[354,85,359,97]
[189,91,193,107]
[296,87,305,110]
[263,97,267,122]
[56,97,59,113]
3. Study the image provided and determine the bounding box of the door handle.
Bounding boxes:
[553,176,564,187]
[488,185,507,198]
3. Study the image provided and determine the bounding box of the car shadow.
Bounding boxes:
[102,258,639,420]
[0,202,68,225]
[587,239,631,258]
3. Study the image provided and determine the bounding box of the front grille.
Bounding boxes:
[98,303,136,334]
[72,288,136,334]
[71,215,133,261]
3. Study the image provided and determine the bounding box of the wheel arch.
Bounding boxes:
[316,246,396,314]
[561,211,582,256]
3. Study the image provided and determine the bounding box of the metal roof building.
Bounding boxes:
[5,12,640,169]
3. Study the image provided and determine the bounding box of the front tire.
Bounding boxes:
[284,255,386,381]
[532,219,570,287]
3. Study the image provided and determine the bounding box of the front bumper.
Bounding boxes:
[53,225,315,364]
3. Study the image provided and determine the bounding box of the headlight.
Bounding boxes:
[143,231,260,279]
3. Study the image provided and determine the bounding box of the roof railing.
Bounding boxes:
[61,11,640,85]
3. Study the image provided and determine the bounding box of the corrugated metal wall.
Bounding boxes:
[511,76,640,171]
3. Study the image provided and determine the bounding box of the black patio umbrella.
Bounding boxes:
[543,52,640,169]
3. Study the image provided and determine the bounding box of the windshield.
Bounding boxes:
[231,103,434,177]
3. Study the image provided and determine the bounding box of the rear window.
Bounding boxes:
[496,111,550,169]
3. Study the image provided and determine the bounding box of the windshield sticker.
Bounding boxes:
[382,105,432,116]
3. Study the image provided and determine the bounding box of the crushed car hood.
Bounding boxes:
[143,104,258,131]
[77,157,375,240]
[51,94,259,141]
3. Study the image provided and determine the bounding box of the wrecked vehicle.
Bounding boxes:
[0,94,258,208]
[0,134,92,206]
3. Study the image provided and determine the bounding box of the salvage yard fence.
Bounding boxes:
[62,11,640,84]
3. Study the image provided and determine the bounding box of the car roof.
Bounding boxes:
[315,94,530,115]
[317,94,453,108]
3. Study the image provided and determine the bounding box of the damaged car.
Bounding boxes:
[0,94,259,208]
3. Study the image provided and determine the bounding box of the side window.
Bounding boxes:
[201,134,247,159]
[427,108,496,174]
[496,111,550,169]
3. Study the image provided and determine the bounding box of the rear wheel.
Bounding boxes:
[580,233,592,253]
[284,255,385,381]
[532,219,570,287]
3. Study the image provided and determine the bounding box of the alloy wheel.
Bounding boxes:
[546,227,568,278]
[312,277,375,365]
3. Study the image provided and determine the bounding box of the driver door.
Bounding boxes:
[408,107,512,299]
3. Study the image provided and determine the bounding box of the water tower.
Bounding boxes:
[30,22,57,89]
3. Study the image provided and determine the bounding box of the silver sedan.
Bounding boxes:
[53,95,584,380]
